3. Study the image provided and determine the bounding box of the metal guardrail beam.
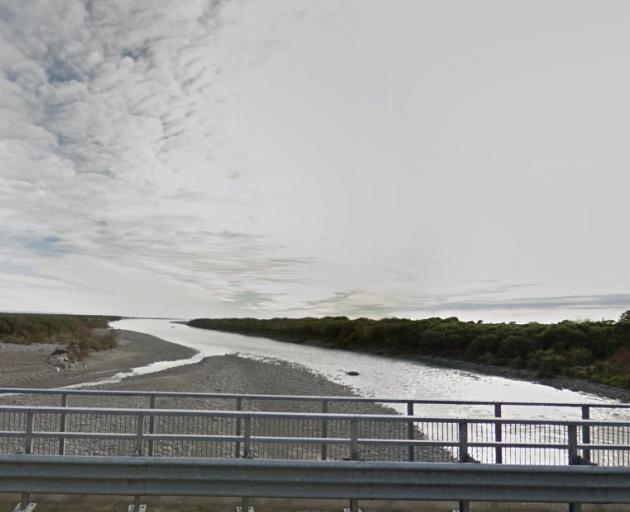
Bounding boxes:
[1,455,630,503]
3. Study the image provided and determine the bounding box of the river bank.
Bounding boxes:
[187,316,630,399]
[3,320,629,407]
[410,354,630,403]
[0,333,447,462]
[0,330,196,389]
[185,324,630,404]
[0,325,409,414]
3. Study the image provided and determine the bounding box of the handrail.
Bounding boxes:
[0,387,626,410]
[1,404,629,426]
[1,405,630,453]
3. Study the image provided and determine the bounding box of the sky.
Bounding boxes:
[0,0,629,323]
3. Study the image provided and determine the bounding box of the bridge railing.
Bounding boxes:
[2,404,630,466]
[3,387,630,424]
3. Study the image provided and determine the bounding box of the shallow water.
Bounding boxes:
[109,318,630,423]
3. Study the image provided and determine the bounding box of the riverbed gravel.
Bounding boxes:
[1,333,450,462]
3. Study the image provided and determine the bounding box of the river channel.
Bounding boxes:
[109,318,630,424]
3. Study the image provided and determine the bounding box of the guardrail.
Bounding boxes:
[2,455,630,503]
[2,399,630,511]
[2,404,630,466]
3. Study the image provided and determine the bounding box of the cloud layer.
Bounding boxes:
[0,0,317,316]
[1,1,629,322]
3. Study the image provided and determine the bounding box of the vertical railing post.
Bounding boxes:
[350,417,359,461]
[321,400,328,461]
[568,423,581,512]
[407,401,415,462]
[240,407,252,511]
[243,414,252,459]
[568,424,578,465]
[235,397,243,458]
[17,411,36,512]
[581,406,591,464]
[348,417,360,512]
[148,395,156,457]
[130,412,146,512]
[458,421,469,463]
[18,493,33,512]
[24,410,34,455]
[494,403,503,464]
[59,393,68,455]
[458,421,470,512]
[135,413,145,457]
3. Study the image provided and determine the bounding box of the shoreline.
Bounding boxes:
[0,329,196,389]
[2,324,629,405]
[411,353,630,403]
[185,325,630,403]
[0,327,383,404]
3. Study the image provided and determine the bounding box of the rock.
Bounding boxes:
[47,347,75,370]
[346,371,360,376]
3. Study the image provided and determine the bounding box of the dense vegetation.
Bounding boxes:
[0,313,121,359]
[189,312,630,388]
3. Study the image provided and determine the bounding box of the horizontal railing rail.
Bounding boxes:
[2,386,629,411]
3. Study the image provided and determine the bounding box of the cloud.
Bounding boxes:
[1,1,628,320]
[25,236,71,256]
[0,0,317,314]
[286,286,630,321]
[420,294,630,313]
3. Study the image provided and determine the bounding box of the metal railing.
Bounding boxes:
[0,388,630,422]
[3,388,630,465]
[3,387,630,420]
[2,404,630,466]
[3,395,630,511]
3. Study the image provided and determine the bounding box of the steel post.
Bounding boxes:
[407,401,415,462]
[494,403,502,464]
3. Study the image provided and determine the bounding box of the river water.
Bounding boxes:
[109,318,630,424]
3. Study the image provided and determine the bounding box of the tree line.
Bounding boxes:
[189,312,630,388]
[0,313,121,357]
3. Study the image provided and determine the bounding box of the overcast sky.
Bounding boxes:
[1,0,629,322]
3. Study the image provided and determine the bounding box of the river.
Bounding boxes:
[108,318,630,424]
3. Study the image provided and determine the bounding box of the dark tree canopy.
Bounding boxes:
[189,315,630,389]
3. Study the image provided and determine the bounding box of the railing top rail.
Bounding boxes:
[0,387,626,409]
[1,404,630,427]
